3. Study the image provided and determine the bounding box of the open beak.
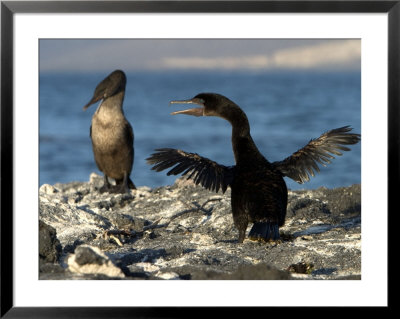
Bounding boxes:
[169,98,205,117]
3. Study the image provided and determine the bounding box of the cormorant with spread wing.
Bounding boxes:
[146,93,360,243]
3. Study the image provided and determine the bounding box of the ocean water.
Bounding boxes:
[39,70,361,190]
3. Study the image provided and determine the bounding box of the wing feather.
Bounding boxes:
[146,148,234,193]
[272,126,360,184]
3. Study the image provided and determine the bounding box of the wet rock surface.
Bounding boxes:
[39,173,361,280]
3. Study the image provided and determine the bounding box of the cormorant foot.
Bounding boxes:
[108,183,130,194]
[98,184,128,194]
[99,184,112,193]
[247,236,282,244]
[237,232,246,244]
[98,175,113,193]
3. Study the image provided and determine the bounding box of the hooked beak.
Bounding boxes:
[83,95,102,111]
[169,98,205,117]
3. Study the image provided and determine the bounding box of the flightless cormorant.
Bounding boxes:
[83,70,136,193]
[147,93,360,243]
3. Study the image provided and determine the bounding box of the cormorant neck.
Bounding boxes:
[96,90,125,116]
[221,104,265,165]
[220,104,250,137]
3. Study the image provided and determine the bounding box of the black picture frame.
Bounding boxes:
[1,1,396,317]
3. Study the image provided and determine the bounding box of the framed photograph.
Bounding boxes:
[1,0,395,316]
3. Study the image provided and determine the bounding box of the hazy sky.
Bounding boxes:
[39,39,360,72]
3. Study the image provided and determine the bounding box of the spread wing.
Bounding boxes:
[146,148,234,193]
[272,126,360,184]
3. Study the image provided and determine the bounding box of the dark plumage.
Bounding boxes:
[147,93,360,243]
[83,70,136,193]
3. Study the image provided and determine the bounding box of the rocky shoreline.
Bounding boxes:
[39,173,361,280]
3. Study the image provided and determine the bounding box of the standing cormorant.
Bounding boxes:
[146,93,360,243]
[83,70,136,193]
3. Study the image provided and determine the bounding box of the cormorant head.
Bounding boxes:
[170,93,235,118]
[83,70,127,110]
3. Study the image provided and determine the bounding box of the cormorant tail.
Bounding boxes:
[128,177,136,190]
[248,222,280,241]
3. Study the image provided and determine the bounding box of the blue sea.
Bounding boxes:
[39,70,361,190]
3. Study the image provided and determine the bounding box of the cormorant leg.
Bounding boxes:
[113,172,130,194]
[99,175,112,193]
[233,214,248,243]
[238,229,246,243]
